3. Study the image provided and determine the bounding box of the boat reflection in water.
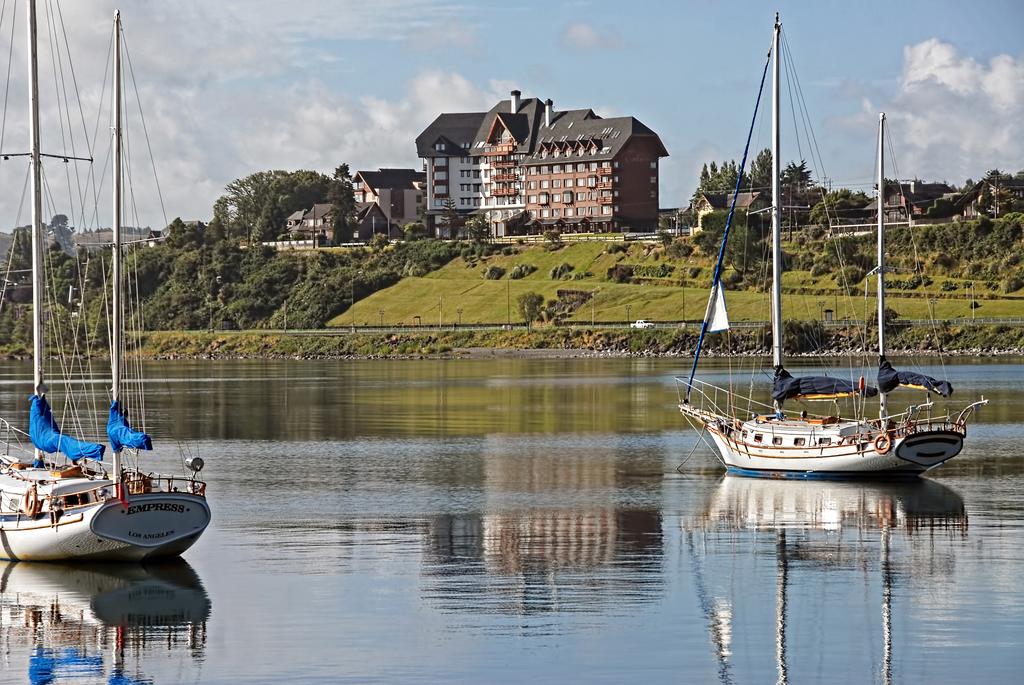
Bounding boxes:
[0,561,210,684]
[686,476,966,685]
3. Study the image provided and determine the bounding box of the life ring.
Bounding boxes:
[874,432,892,455]
[20,485,40,517]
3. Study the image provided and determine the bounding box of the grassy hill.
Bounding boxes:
[330,227,1024,328]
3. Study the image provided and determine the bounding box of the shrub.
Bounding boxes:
[607,242,628,254]
[607,264,634,283]
[482,265,506,280]
[509,263,537,279]
[516,292,544,325]
[940,280,957,292]
[666,239,694,259]
[1004,276,1024,293]
[632,263,675,279]
[809,259,830,278]
[544,230,564,251]
[838,265,865,285]
[549,262,574,280]
[657,230,672,247]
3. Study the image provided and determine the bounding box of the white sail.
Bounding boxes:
[708,283,730,333]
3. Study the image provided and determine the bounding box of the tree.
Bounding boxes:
[809,189,870,226]
[748,148,773,190]
[213,169,331,244]
[48,214,74,254]
[781,160,813,188]
[403,222,427,241]
[516,291,544,328]
[439,198,460,239]
[464,215,490,243]
[328,164,356,244]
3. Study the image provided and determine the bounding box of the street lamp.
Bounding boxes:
[625,303,632,325]
[457,307,463,327]
[378,308,385,327]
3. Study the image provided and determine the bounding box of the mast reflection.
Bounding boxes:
[0,560,210,684]
[686,476,966,685]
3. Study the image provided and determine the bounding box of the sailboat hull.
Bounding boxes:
[0,493,210,562]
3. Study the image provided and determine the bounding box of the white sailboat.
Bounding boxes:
[678,15,986,478]
[0,6,210,560]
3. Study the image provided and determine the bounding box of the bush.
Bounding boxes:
[607,264,634,283]
[838,265,865,285]
[632,263,675,279]
[940,280,957,292]
[666,239,694,259]
[1004,276,1024,293]
[509,263,537,279]
[607,242,628,254]
[482,265,506,280]
[544,230,564,251]
[516,291,544,325]
[657,230,672,247]
[549,262,574,280]
[809,259,830,278]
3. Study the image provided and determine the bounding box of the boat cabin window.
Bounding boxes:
[753,433,763,443]
[817,437,831,446]
[793,437,806,446]
[772,436,783,445]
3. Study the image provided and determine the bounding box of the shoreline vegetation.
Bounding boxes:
[4,324,1024,361]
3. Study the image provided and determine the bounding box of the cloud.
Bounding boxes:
[561,22,621,52]
[1,0,490,231]
[861,39,1024,181]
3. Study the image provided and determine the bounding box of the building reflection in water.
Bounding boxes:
[423,449,663,620]
[685,476,966,685]
[0,560,210,684]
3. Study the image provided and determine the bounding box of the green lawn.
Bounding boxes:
[328,242,1024,327]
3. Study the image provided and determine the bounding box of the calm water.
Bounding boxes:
[1,357,1023,684]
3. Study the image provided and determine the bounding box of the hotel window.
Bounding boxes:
[613,161,620,168]
[541,166,549,174]
[552,208,561,217]
[602,206,612,215]
[541,209,550,218]
[528,195,537,203]
[539,193,549,204]
[651,176,657,183]
[589,162,598,171]
[565,178,574,188]
[577,163,587,172]
[563,192,573,203]
[434,199,443,207]
[589,206,597,215]
[565,207,574,217]
[473,171,480,178]
[576,192,587,202]
[434,142,446,151]
[434,158,447,166]
[541,180,550,189]
[553,164,562,173]
[474,184,481,192]
[650,161,657,169]
[650,190,657,199]
[552,179,562,188]
[528,181,537,189]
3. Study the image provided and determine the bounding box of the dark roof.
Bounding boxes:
[523,111,668,163]
[415,112,486,157]
[355,202,387,222]
[356,168,426,192]
[697,191,765,210]
[305,203,334,221]
[470,98,547,155]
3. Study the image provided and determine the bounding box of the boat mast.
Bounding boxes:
[112,10,123,480]
[770,15,783,380]
[877,112,887,420]
[27,0,45,410]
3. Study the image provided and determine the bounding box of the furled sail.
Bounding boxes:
[708,283,730,333]
[772,367,879,402]
[877,357,952,397]
[29,395,106,462]
[107,400,153,453]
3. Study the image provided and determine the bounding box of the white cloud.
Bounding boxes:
[872,39,1024,180]
[561,22,621,52]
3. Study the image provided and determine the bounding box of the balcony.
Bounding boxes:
[483,143,516,155]
[492,159,517,169]
[492,173,518,182]
[597,166,613,176]
[493,188,519,197]
[597,180,614,189]
[597,195,614,205]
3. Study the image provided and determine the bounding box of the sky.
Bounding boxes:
[0,0,1022,230]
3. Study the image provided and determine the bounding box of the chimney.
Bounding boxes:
[910,179,916,195]
[510,89,521,113]
[544,98,553,127]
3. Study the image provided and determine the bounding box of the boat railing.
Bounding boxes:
[124,471,207,497]
[0,416,33,459]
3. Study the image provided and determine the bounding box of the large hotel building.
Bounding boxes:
[415,91,668,237]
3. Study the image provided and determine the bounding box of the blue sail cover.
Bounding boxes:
[29,395,105,462]
[107,400,153,453]
[772,367,879,403]
[877,358,953,397]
